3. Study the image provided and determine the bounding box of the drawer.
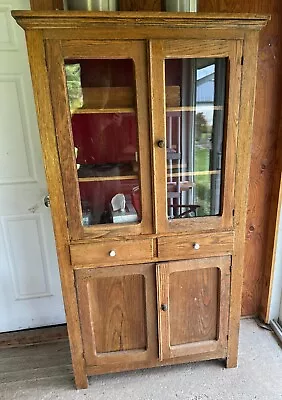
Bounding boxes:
[158,231,234,260]
[70,239,153,267]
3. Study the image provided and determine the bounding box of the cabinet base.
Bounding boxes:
[82,349,227,382]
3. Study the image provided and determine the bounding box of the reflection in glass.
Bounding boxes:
[65,59,141,226]
[165,58,227,219]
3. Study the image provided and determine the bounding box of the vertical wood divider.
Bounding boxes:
[25,30,88,388]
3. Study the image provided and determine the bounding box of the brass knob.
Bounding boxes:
[193,243,200,250]
[161,304,168,312]
[157,140,165,148]
[109,250,116,257]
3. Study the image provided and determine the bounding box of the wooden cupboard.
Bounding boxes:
[12,11,268,388]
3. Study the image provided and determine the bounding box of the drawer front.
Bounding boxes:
[158,231,234,260]
[70,239,154,267]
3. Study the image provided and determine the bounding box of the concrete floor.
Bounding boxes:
[0,319,281,400]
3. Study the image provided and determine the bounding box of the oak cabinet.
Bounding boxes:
[12,11,268,388]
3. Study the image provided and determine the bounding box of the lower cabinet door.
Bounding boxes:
[75,263,157,366]
[156,256,231,360]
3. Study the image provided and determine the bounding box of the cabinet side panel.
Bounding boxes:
[228,32,260,368]
[25,31,87,389]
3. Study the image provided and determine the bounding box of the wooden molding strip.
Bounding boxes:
[0,324,68,349]
[12,11,269,31]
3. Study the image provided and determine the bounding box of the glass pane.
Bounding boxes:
[64,59,141,226]
[165,58,227,220]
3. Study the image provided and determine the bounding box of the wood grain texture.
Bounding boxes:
[30,0,64,10]
[227,31,260,368]
[87,275,147,353]
[0,325,68,349]
[157,257,231,360]
[76,264,157,366]
[12,11,269,32]
[198,0,282,319]
[25,31,88,389]
[70,239,153,266]
[119,0,161,11]
[47,40,153,239]
[260,153,282,321]
[169,268,218,345]
[158,231,234,260]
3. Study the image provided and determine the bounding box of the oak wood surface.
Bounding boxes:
[75,264,157,366]
[47,40,153,239]
[227,31,260,368]
[12,11,269,32]
[119,0,162,11]
[24,31,88,389]
[198,0,282,320]
[157,257,231,360]
[158,231,234,260]
[150,39,241,235]
[30,0,64,10]
[70,239,153,266]
[12,10,267,384]
[86,347,227,375]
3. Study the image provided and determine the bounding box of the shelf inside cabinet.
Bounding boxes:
[71,86,180,115]
[73,107,135,115]
[166,105,224,113]
[78,163,138,183]
[167,170,221,177]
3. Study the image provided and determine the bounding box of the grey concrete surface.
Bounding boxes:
[0,319,281,400]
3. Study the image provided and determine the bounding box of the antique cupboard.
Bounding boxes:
[13,11,268,388]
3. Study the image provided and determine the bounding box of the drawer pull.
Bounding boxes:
[109,250,116,257]
[193,243,200,250]
[161,304,168,312]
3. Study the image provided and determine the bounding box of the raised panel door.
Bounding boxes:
[75,263,157,366]
[156,256,231,360]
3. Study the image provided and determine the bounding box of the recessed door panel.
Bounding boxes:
[76,263,157,366]
[157,256,231,360]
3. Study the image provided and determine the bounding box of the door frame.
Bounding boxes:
[45,39,153,240]
[75,263,158,366]
[149,39,243,234]
[156,256,231,361]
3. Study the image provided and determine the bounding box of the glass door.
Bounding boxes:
[150,40,243,234]
[46,41,152,240]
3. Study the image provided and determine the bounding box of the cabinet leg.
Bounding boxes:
[74,372,88,389]
[226,352,238,369]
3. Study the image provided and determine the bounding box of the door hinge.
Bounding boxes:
[241,56,244,65]
[232,209,235,217]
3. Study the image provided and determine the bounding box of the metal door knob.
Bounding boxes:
[44,195,50,208]
[157,140,165,148]
[161,304,168,312]
[193,243,200,250]
[109,250,116,257]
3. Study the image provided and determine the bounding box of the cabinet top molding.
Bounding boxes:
[12,11,269,31]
